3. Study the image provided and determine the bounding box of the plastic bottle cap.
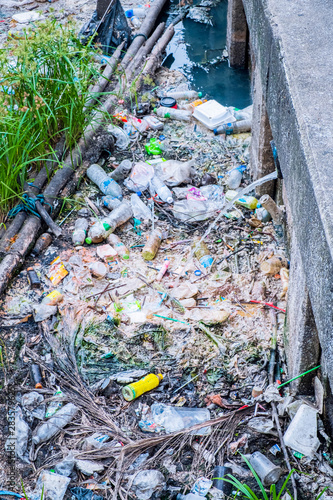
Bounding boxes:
[165,112,170,118]
[213,128,218,135]
[85,237,92,245]
[198,92,203,97]
[153,108,157,113]
[125,9,133,17]
[137,191,142,196]
[35,383,43,389]
[103,222,111,231]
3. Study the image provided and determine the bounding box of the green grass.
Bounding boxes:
[216,454,328,500]
[0,19,103,220]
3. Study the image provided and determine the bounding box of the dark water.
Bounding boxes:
[162,0,252,108]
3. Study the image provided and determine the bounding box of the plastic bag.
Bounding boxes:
[5,406,30,463]
[31,470,70,500]
[55,453,75,477]
[22,391,45,420]
[71,487,104,500]
[131,194,152,220]
[79,0,131,55]
[124,162,154,192]
[131,470,165,500]
[155,159,195,186]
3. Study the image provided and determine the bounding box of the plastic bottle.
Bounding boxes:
[27,267,41,288]
[31,233,52,257]
[131,193,152,221]
[32,403,79,445]
[130,15,142,28]
[30,364,43,389]
[86,164,122,199]
[165,90,202,100]
[45,387,64,418]
[181,99,207,112]
[125,7,147,18]
[156,258,169,281]
[102,195,122,211]
[177,494,204,500]
[142,228,163,260]
[124,161,155,192]
[86,201,133,244]
[227,165,247,189]
[154,106,191,122]
[143,115,164,130]
[192,240,213,268]
[248,452,282,486]
[212,465,233,493]
[150,175,173,204]
[72,218,88,246]
[260,255,288,275]
[107,234,130,260]
[107,124,130,151]
[214,118,252,135]
[122,373,163,401]
[109,159,133,181]
[225,190,258,209]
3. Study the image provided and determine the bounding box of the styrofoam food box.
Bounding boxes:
[193,100,236,130]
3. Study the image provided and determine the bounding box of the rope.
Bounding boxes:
[132,33,148,41]
[8,193,52,218]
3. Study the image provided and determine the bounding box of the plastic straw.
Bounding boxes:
[278,365,321,388]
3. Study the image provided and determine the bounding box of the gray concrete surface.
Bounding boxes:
[241,0,333,388]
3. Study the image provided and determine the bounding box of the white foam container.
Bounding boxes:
[193,100,236,130]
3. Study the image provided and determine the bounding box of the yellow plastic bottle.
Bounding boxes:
[122,373,163,401]
[142,229,162,260]
[225,190,258,210]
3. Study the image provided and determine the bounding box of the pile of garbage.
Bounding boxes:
[0,84,332,500]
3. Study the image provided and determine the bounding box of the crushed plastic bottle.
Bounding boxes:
[154,106,191,121]
[86,163,122,199]
[131,193,152,220]
[72,218,88,246]
[142,228,163,260]
[45,387,64,418]
[122,373,163,401]
[109,159,133,181]
[191,477,213,496]
[192,240,213,268]
[143,115,164,130]
[32,403,79,445]
[124,161,155,192]
[86,201,133,243]
[227,165,247,189]
[151,403,211,435]
[150,175,173,203]
[102,195,122,211]
[164,90,202,100]
[107,234,130,259]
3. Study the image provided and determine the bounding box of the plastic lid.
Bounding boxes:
[85,237,92,245]
[103,222,111,231]
[160,96,177,108]
[166,197,173,204]
[153,107,157,113]
[198,92,203,97]
[122,385,136,401]
[165,112,170,118]
[125,9,133,17]
[213,128,218,135]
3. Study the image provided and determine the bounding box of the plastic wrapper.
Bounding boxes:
[124,162,155,192]
[55,452,75,476]
[155,159,194,186]
[31,470,71,500]
[22,391,45,420]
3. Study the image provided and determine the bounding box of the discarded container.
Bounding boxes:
[227,165,247,189]
[165,90,202,100]
[191,477,213,496]
[160,96,177,108]
[89,262,108,278]
[192,240,213,268]
[212,465,233,494]
[125,7,147,18]
[31,364,43,389]
[31,233,52,257]
[27,267,41,289]
[86,163,122,199]
[122,373,163,401]
[131,470,165,500]
[248,451,282,486]
[260,256,288,275]
[107,234,129,259]
[47,256,69,285]
[86,201,132,243]
[45,387,64,418]
[109,159,133,181]
[130,15,141,28]
[150,175,173,203]
[145,137,165,155]
[214,118,251,135]
[107,124,129,150]
[255,207,272,223]
[193,100,235,130]
[154,106,191,122]
[283,404,320,457]
[96,244,117,262]
[102,195,122,210]
[155,159,194,186]
[225,190,258,210]
[151,403,211,435]
[124,161,155,192]
[259,194,283,225]
[156,258,169,281]
[72,218,88,246]
[142,229,163,260]
[32,403,79,445]
[143,115,164,130]
[131,193,152,220]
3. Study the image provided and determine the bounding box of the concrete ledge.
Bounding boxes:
[242,0,333,386]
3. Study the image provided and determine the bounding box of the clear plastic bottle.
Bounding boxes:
[31,233,53,257]
[32,403,79,445]
[125,7,146,17]
[72,218,88,246]
[225,190,258,209]
[143,115,164,130]
[154,107,191,122]
[150,175,173,204]
[45,387,64,418]
[142,228,163,260]
[122,373,163,401]
[165,90,202,100]
[131,193,152,221]
[227,165,247,189]
[214,118,252,135]
[102,195,122,211]
[86,164,122,199]
[86,201,133,243]
[124,161,155,192]
[107,124,130,151]
[109,159,133,181]
[107,234,130,260]
[130,15,142,28]
[192,240,213,268]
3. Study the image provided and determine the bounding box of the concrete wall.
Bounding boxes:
[229,0,333,392]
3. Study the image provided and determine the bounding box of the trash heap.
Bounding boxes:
[1,86,332,500]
